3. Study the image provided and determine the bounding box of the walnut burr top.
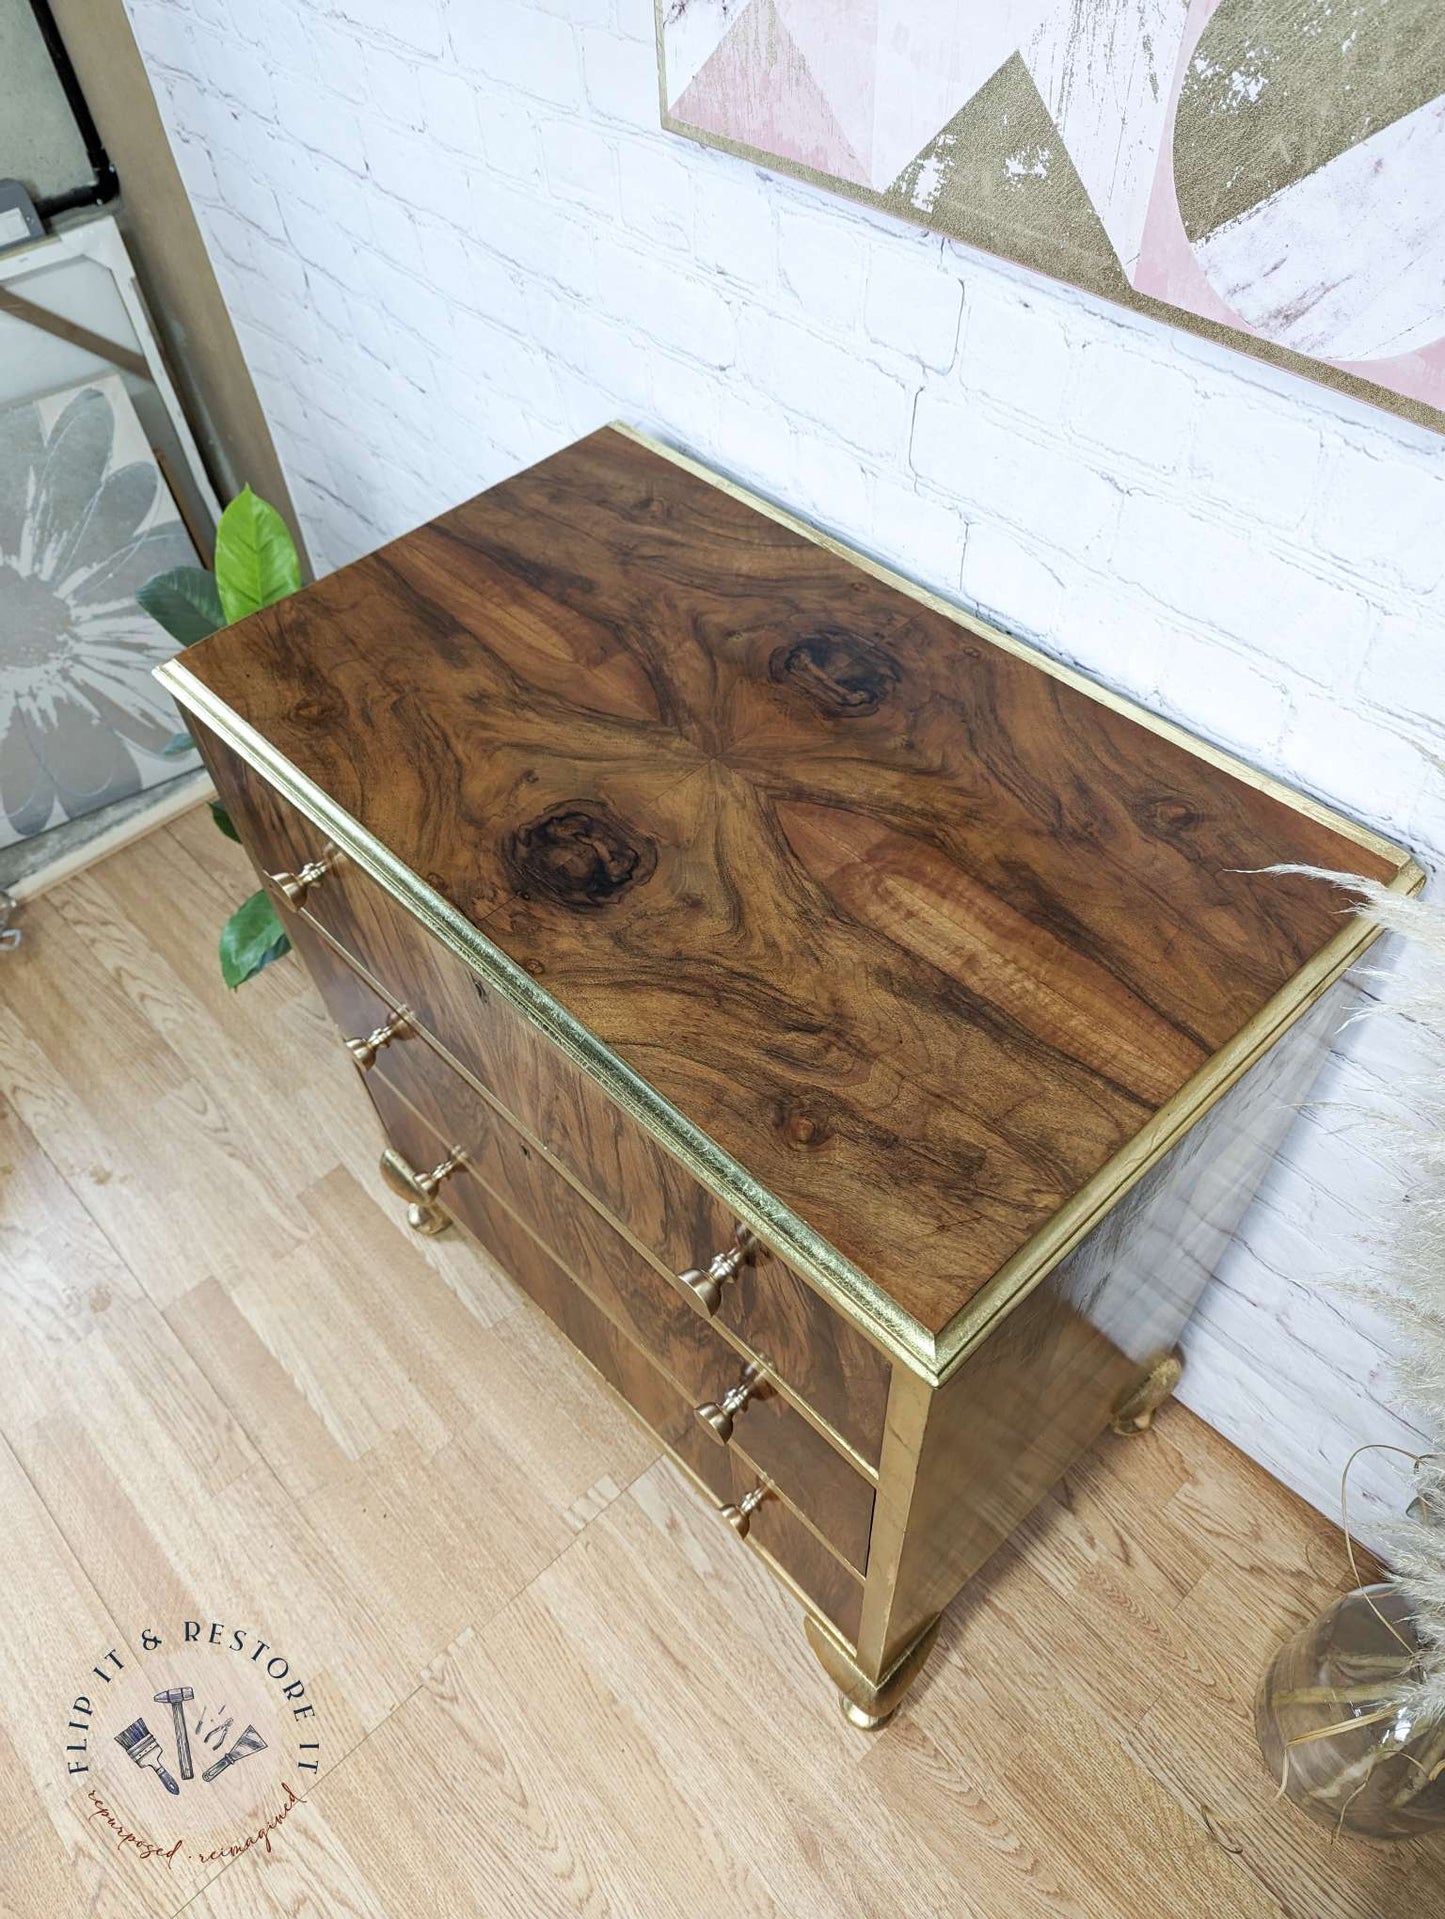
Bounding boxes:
[178,425,1415,1339]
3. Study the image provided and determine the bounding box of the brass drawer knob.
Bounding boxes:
[379,1146,463,1236]
[720,1481,769,1540]
[345,1008,412,1069]
[268,849,337,909]
[696,1361,765,1444]
[678,1225,756,1317]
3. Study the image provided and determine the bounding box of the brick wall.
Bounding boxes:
[124,0,1445,1540]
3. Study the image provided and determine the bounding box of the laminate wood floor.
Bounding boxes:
[1,809,1441,1918]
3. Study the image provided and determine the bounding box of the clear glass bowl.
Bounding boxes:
[1256,1584,1445,1838]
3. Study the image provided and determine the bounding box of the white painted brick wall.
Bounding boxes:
[123,0,1445,1543]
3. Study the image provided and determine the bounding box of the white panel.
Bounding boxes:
[0,257,139,408]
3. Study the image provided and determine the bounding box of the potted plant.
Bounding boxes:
[139,487,301,987]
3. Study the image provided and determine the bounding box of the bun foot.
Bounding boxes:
[1110,1348,1184,1436]
[839,1695,895,1732]
[805,1613,940,1732]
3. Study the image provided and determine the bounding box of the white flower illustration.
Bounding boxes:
[0,381,197,843]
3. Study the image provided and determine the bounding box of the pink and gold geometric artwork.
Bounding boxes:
[659,0,1445,432]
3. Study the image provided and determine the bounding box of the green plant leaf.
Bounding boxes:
[214,485,302,624]
[137,566,225,645]
[220,889,292,988]
[210,801,240,842]
[161,729,197,758]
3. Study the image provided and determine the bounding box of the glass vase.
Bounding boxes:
[1255,1584,1445,1838]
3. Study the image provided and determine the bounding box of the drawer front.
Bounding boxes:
[367,1072,865,1647]
[276,889,874,1570]
[200,722,892,1465]
[366,1039,874,1573]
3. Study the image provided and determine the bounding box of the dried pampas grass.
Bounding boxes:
[1303,870,1445,1727]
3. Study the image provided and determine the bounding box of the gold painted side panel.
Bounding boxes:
[857,981,1352,1678]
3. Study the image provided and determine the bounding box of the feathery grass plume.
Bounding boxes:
[1286,867,1445,1728]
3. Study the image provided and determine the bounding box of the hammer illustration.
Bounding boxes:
[153,1686,195,1781]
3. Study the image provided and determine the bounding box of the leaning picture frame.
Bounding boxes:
[0,214,221,894]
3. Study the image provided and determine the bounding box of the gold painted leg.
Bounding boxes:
[1110,1348,1184,1436]
[804,1614,941,1733]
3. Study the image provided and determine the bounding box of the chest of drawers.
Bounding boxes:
[160,425,1419,1727]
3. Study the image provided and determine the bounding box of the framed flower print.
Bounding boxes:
[0,374,200,847]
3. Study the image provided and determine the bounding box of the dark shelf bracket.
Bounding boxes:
[25,0,120,220]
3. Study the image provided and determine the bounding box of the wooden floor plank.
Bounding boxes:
[2,808,1443,1918]
[861,1715,1111,1919]
[525,1465,996,1917]
[0,1436,198,1916]
[0,1088,144,1441]
[906,1596,1287,1919]
[0,918,308,1309]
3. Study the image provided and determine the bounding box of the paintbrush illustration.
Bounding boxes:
[201,1723,267,1783]
[113,1717,181,1795]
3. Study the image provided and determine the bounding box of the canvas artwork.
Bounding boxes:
[0,374,200,849]
[658,0,1445,432]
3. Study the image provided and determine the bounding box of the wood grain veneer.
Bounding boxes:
[362,1045,876,1571]
[197,723,893,1461]
[174,424,1408,1339]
